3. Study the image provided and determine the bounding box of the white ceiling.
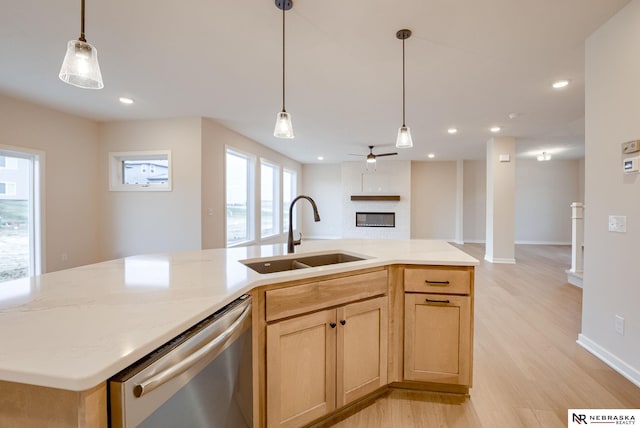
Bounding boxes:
[0,0,630,163]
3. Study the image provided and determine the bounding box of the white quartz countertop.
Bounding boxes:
[0,239,477,391]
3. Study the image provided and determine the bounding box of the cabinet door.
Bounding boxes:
[404,293,471,386]
[337,296,388,407]
[266,309,336,428]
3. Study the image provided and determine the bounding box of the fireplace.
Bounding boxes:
[355,212,395,228]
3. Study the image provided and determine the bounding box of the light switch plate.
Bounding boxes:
[622,140,640,154]
[608,215,627,233]
[499,154,510,162]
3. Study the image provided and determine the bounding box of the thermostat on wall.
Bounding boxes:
[623,156,639,174]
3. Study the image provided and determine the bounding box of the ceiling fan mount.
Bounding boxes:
[351,145,398,163]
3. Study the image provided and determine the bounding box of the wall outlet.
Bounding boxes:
[608,215,627,233]
[615,315,625,336]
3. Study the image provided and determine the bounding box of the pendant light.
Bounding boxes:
[273,0,294,139]
[395,29,413,148]
[59,0,104,89]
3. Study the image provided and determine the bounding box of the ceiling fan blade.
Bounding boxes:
[375,152,398,157]
[349,153,366,157]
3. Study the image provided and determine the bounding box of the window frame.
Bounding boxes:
[225,147,256,247]
[260,159,280,239]
[282,168,298,233]
[0,146,43,278]
[109,150,172,192]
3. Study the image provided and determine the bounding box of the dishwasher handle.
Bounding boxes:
[133,300,251,398]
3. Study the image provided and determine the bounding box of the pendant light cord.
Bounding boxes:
[402,37,406,127]
[79,0,87,42]
[281,3,286,112]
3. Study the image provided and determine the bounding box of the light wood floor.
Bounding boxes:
[330,244,640,427]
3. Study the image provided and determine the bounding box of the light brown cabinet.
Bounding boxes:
[403,267,473,390]
[263,270,388,428]
[266,308,336,428]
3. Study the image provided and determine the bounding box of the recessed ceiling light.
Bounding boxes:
[490,126,501,133]
[119,97,134,105]
[428,153,435,159]
[447,128,458,134]
[317,156,324,161]
[552,80,569,89]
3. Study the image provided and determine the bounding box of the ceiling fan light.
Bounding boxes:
[59,40,103,89]
[366,155,376,163]
[274,111,294,139]
[396,126,413,148]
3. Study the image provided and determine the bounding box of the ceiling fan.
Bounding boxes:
[350,145,398,164]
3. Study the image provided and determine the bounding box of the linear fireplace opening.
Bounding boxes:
[356,212,395,228]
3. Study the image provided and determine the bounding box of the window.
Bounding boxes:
[0,156,18,169]
[109,151,171,191]
[260,160,280,238]
[226,149,254,246]
[283,169,297,232]
[0,182,17,196]
[0,149,42,282]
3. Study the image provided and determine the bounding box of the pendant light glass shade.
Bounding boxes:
[274,0,294,139]
[396,126,413,148]
[274,111,294,139]
[395,29,413,148]
[59,40,103,89]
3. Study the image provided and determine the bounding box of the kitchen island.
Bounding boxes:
[0,239,477,427]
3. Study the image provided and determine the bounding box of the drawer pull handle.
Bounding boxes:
[340,319,346,326]
[329,322,337,329]
[425,280,450,286]
[425,298,450,304]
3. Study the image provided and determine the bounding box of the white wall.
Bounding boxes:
[301,164,342,239]
[201,119,225,249]
[342,161,411,239]
[98,118,203,259]
[0,93,100,273]
[411,161,457,240]
[578,158,586,203]
[485,137,516,263]
[580,0,640,387]
[515,160,580,244]
[463,160,486,243]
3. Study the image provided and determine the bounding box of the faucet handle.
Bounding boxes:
[293,232,302,246]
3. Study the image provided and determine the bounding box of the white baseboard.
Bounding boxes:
[577,334,640,389]
[484,255,516,264]
[459,240,571,246]
[566,270,583,288]
[515,240,571,245]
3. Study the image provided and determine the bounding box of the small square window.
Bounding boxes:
[109,151,172,191]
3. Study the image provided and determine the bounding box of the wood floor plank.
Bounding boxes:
[330,244,640,428]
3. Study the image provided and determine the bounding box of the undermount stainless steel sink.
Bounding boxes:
[241,252,365,274]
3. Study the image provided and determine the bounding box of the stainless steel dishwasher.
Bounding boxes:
[109,295,252,428]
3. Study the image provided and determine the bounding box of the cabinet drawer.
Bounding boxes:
[404,267,470,295]
[266,270,388,322]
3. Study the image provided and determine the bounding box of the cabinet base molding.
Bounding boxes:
[304,387,389,428]
[301,382,471,428]
[390,381,470,396]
